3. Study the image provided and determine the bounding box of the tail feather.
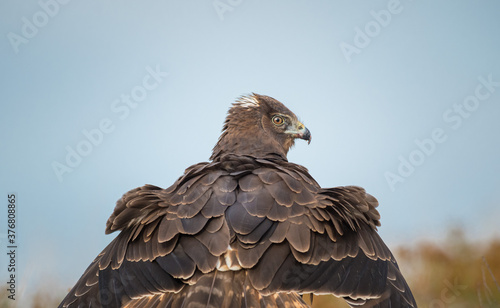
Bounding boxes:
[124,271,309,308]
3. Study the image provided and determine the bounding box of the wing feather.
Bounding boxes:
[59,156,415,308]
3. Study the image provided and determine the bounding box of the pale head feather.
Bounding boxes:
[233,94,259,109]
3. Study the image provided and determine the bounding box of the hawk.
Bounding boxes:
[59,94,417,308]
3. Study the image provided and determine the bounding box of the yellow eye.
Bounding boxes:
[272,115,285,126]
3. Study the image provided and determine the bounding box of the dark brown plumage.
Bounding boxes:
[59,93,417,308]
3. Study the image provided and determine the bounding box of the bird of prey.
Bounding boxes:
[59,94,416,308]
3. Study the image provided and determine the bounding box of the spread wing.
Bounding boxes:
[58,157,416,308]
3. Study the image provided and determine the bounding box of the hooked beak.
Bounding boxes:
[286,121,312,145]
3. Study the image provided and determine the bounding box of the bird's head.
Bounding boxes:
[210,93,311,161]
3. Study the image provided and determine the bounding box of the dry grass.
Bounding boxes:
[395,229,500,308]
[2,229,498,307]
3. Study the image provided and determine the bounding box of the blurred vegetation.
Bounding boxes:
[394,228,500,308]
[1,229,498,307]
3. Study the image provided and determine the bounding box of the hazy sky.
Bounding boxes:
[1,0,500,303]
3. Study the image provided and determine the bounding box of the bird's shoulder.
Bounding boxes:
[105,154,382,240]
[104,155,318,233]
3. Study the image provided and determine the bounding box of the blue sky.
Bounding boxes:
[1,0,500,303]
